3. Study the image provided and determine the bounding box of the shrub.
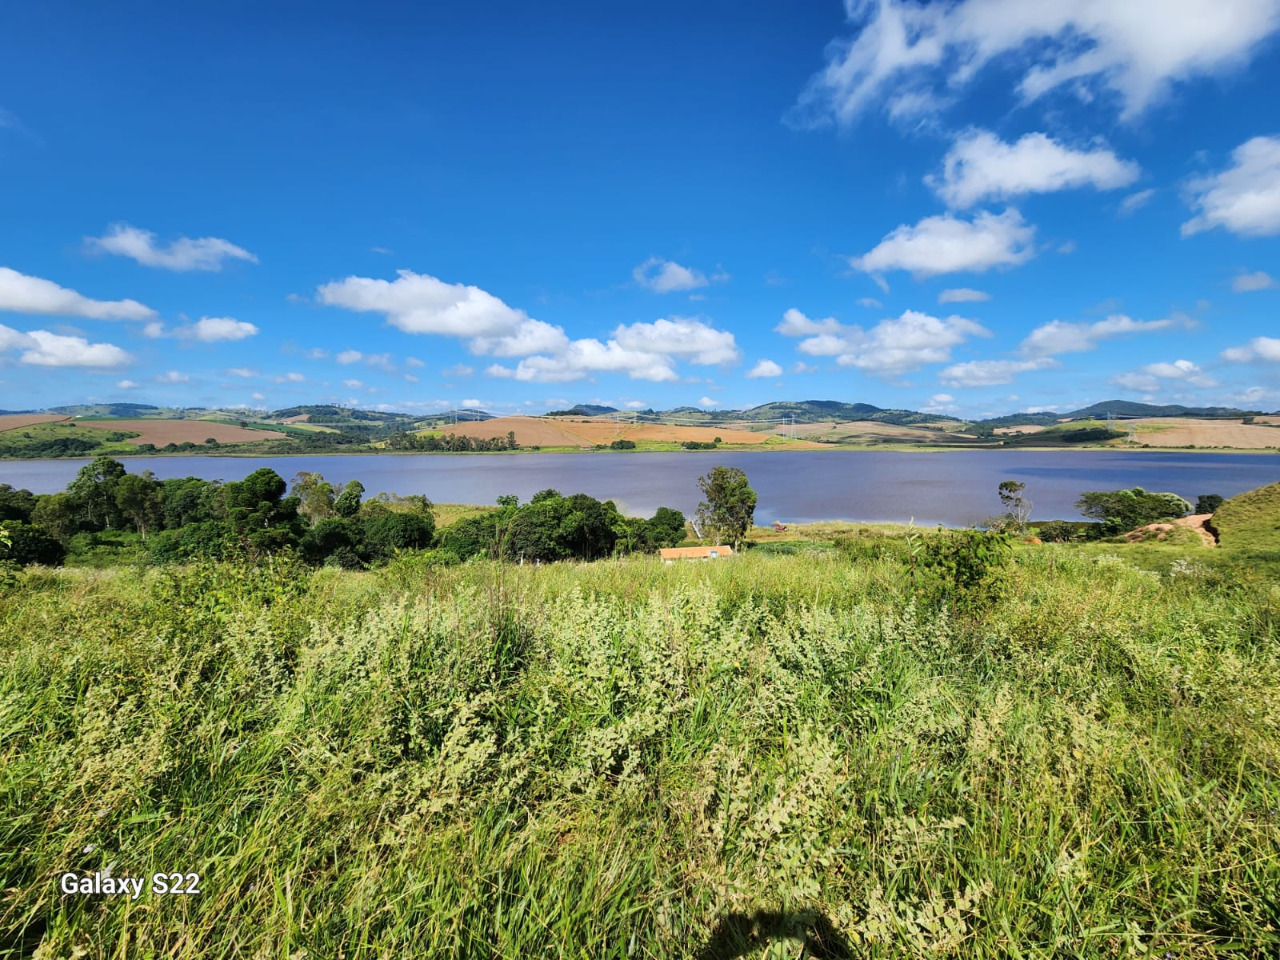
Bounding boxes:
[910,528,1012,615]
[0,522,68,567]
[361,512,436,562]
[610,439,636,450]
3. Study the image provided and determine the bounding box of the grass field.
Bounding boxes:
[2,523,1278,957]
[440,415,823,450]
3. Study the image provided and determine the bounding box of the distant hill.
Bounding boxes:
[1066,400,1263,419]
[546,404,618,417]
[47,402,166,418]
[739,400,957,426]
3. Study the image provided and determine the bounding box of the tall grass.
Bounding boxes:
[2,547,1278,958]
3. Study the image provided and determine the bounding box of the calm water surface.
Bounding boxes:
[2,451,1277,526]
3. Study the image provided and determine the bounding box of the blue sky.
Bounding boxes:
[1,0,1279,418]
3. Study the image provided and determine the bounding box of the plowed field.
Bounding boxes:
[74,419,286,445]
[0,414,71,432]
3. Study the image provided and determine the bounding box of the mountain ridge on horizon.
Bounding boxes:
[6,398,1274,426]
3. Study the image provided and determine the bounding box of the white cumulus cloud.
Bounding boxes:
[0,266,154,321]
[1182,136,1280,237]
[1221,336,1280,363]
[156,370,190,384]
[1020,313,1192,356]
[853,209,1036,278]
[189,316,258,342]
[779,309,990,376]
[746,359,784,379]
[1111,358,1217,392]
[698,396,720,408]
[87,223,258,272]
[940,357,1060,387]
[930,130,1139,209]
[336,350,363,364]
[793,0,1280,127]
[0,327,133,368]
[318,269,533,339]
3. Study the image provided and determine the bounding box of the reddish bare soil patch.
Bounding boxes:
[1125,514,1217,548]
[0,414,71,432]
[74,419,286,445]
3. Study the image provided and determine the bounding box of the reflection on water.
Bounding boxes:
[1,450,1277,526]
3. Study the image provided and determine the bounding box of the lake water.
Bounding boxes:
[2,451,1277,526]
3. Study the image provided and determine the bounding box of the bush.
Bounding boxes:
[361,512,436,562]
[910,528,1012,615]
[609,439,636,450]
[1036,520,1079,543]
[0,522,67,567]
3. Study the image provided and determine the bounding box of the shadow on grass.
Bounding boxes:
[695,909,852,959]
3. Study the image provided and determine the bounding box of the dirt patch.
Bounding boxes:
[1126,514,1217,547]
[74,419,286,445]
[0,414,71,432]
[995,425,1046,436]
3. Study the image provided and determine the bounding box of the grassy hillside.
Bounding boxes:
[2,544,1277,958]
[1213,481,1280,555]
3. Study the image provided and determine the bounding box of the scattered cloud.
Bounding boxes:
[1232,270,1276,292]
[443,363,475,377]
[930,130,1139,209]
[1119,188,1157,216]
[632,258,709,293]
[938,287,990,304]
[225,367,257,377]
[1182,135,1280,237]
[342,379,364,389]
[404,374,419,383]
[852,209,1036,278]
[188,317,258,342]
[923,392,960,413]
[469,319,570,357]
[116,379,139,389]
[484,317,739,383]
[319,269,532,338]
[792,0,1280,127]
[779,308,990,376]
[5,327,133,368]
[698,396,719,408]
[405,356,424,368]
[336,349,363,364]
[1111,359,1218,392]
[746,359,784,379]
[857,297,882,309]
[1020,313,1192,356]
[1221,336,1280,363]
[792,361,818,374]
[251,392,266,401]
[86,223,258,271]
[940,357,1059,387]
[156,370,190,384]
[371,246,393,255]
[0,266,154,321]
[273,372,306,383]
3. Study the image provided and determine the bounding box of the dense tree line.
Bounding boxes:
[440,490,686,562]
[385,431,519,452]
[0,457,689,569]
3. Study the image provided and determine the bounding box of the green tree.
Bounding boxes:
[992,480,1032,533]
[694,466,757,548]
[0,522,67,567]
[67,456,127,530]
[645,506,687,548]
[31,494,78,544]
[1076,487,1192,534]
[291,471,338,523]
[114,472,163,540]
[334,480,365,518]
[0,484,37,524]
[361,512,435,561]
[1195,494,1224,515]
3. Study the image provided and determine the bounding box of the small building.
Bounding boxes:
[659,545,734,564]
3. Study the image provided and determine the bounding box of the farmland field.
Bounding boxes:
[0,414,70,432]
[442,415,820,448]
[72,419,288,446]
[3,532,1278,957]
